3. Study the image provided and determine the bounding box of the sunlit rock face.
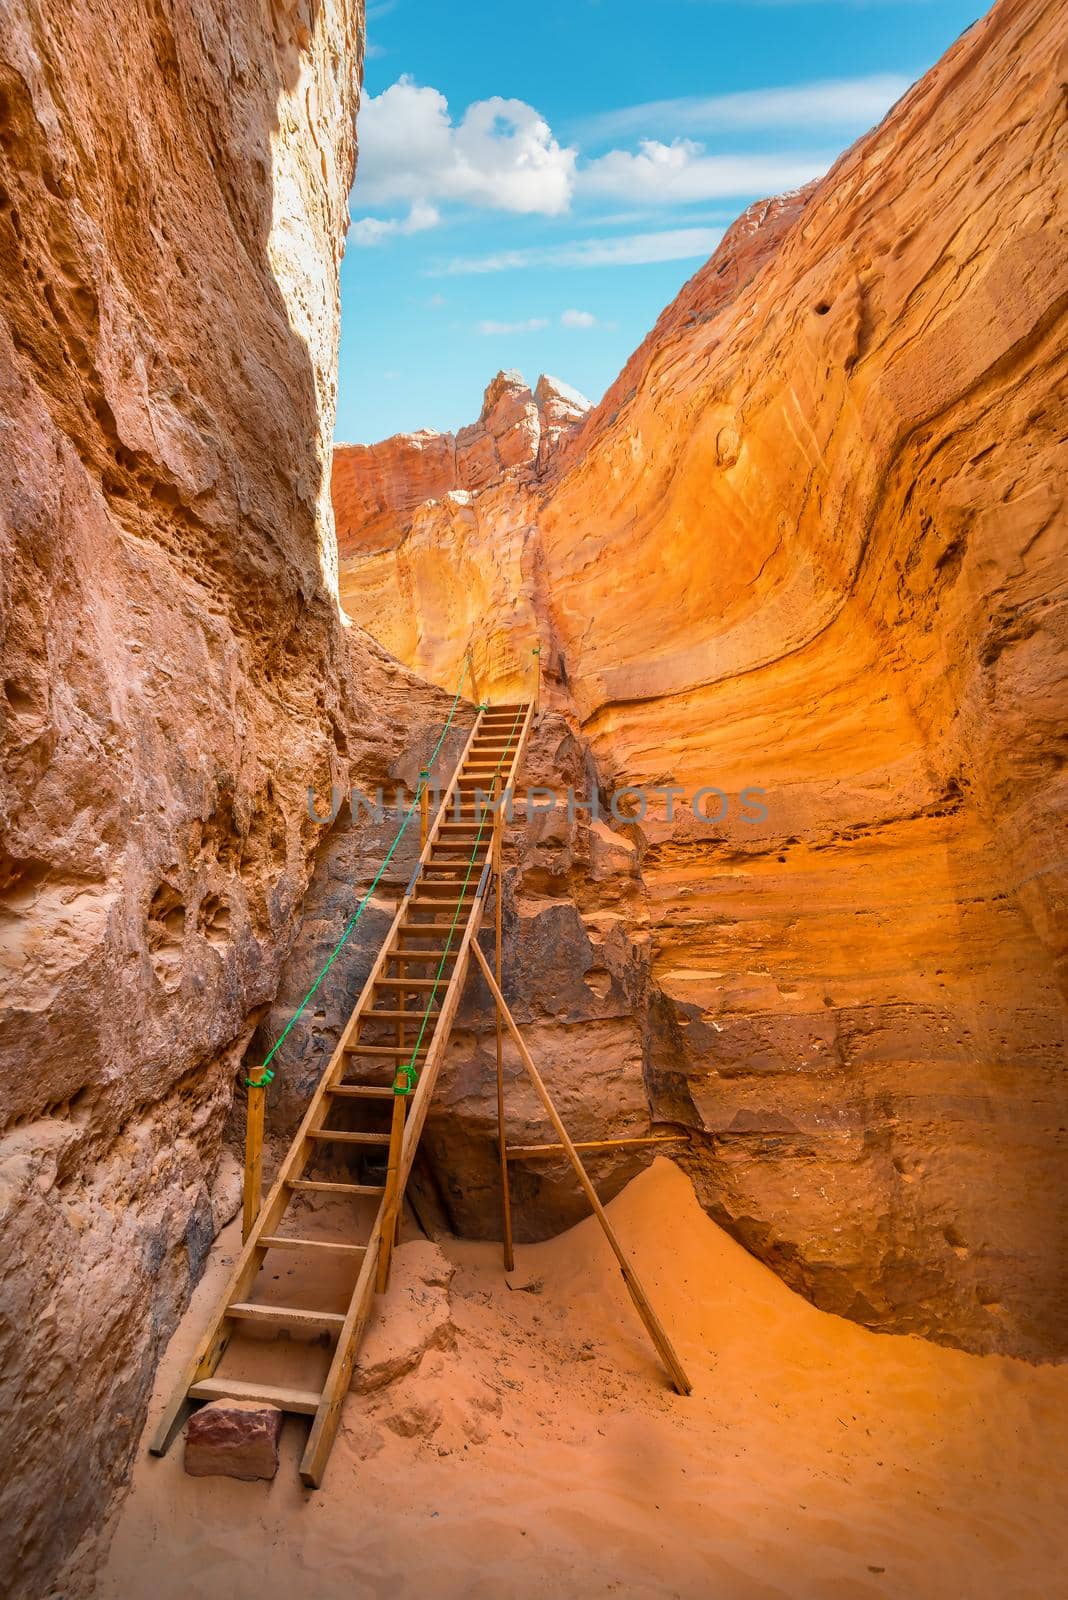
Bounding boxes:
[333,0,1067,1360]
[0,3,416,1593]
[334,371,590,699]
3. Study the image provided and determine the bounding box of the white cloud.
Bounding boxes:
[435,226,724,275]
[355,77,576,215]
[477,317,550,335]
[350,200,440,246]
[578,74,910,143]
[580,141,828,203]
[561,309,597,327]
[352,74,875,246]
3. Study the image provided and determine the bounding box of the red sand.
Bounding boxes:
[93,1160,1067,1599]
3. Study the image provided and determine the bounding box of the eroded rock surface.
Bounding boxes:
[333,371,589,695]
[0,3,426,1594]
[332,0,1068,1360]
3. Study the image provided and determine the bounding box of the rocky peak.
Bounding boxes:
[333,367,591,563]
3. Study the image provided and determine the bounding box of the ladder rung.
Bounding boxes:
[397,925,461,934]
[259,1234,369,1255]
[187,1376,321,1414]
[288,1179,386,1195]
[188,1377,322,1414]
[307,1129,391,1143]
[360,1007,438,1021]
[327,1083,397,1097]
[386,949,456,961]
[375,976,441,988]
[404,902,476,915]
[344,1043,429,1057]
[227,1303,345,1332]
[409,904,474,915]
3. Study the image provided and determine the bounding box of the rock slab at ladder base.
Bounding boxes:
[184,1399,284,1481]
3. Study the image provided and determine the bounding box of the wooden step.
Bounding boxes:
[288,1179,386,1195]
[326,1083,397,1097]
[373,976,442,988]
[384,949,457,962]
[344,1043,429,1058]
[400,909,467,920]
[360,1007,439,1022]
[259,1234,368,1256]
[409,900,474,912]
[227,1303,345,1333]
[307,1129,391,1144]
[188,1377,322,1415]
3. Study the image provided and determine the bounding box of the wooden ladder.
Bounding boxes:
[150,700,535,1485]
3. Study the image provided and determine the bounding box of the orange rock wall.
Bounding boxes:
[334,372,589,698]
[333,0,1067,1357]
[0,4,446,1593]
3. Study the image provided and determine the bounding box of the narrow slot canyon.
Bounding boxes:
[0,1,1064,1597]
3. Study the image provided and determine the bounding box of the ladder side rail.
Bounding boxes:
[149,705,487,1455]
[300,867,494,1485]
[302,702,534,1484]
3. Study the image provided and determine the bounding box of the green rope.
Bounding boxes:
[251,661,476,1084]
[394,702,526,1097]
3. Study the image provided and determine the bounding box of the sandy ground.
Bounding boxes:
[91,1160,1067,1600]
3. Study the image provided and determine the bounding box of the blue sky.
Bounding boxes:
[335,0,982,442]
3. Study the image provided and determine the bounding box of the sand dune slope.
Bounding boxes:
[94,1161,1067,1599]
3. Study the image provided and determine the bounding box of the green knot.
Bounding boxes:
[394,1065,419,1098]
[245,1067,275,1089]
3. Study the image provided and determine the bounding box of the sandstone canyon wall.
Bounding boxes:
[335,371,590,699]
[333,0,1067,1361]
[0,3,452,1593]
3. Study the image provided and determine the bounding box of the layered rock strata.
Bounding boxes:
[333,371,589,697]
[0,3,409,1593]
[330,0,1068,1360]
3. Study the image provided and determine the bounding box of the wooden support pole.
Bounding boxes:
[532,645,541,712]
[376,1091,406,1293]
[242,1081,267,1242]
[471,941,692,1397]
[419,769,430,850]
[493,793,515,1271]
[507,1134,689,1159]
